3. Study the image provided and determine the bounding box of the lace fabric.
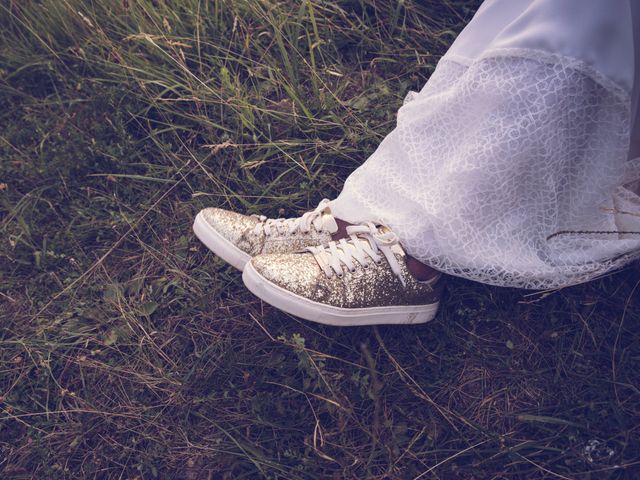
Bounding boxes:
[330,49,640,289]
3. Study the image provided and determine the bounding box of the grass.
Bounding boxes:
[1,0,639,478]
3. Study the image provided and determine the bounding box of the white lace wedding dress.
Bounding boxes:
[330,0,640,289]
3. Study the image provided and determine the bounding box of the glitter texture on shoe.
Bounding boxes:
[193,199,338,271]
[242,223,442,326]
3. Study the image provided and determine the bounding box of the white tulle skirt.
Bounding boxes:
[330,0,640,289]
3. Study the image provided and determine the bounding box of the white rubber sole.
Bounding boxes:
[242,261,439,326]
[193,211,251,271]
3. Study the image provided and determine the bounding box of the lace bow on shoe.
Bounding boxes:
[307,222,407,286]
[252,199,336,236]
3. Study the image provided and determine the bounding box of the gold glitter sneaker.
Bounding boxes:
[193,199,338,271]
[242,222,442,326]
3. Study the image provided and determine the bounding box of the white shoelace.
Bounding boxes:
[252,199,334,236]
[307,222,407,286]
